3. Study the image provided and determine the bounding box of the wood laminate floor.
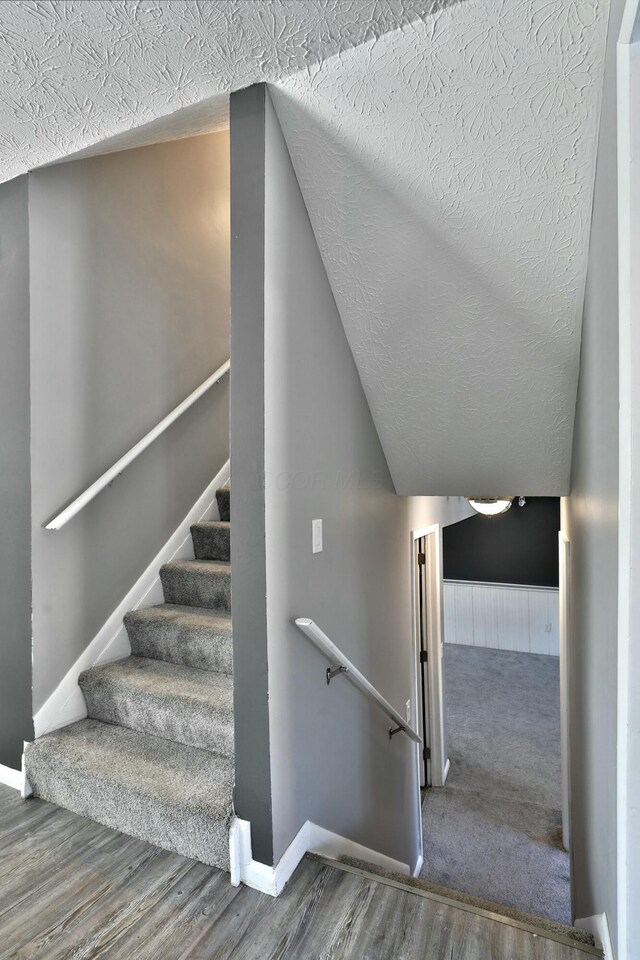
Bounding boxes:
[0,784,596,960]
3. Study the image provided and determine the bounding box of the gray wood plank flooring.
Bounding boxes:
[0,784,592,960]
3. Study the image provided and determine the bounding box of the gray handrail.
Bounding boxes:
[294,617,422,743]
[46,359,230,530]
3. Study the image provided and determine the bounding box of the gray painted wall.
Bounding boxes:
[229,85,273,865]
[29,133,230,710]
[0,176,33,770]
[562,0,624,943]
[231,83,472,867]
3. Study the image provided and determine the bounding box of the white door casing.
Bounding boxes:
[411,524,449,791]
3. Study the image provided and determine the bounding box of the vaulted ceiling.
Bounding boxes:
[0,0,611,495]
[273,0,610,494]
[0,0,443,179]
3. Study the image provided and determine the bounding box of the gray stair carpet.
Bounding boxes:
[161,559,231,611]
[79,657,234,757]
[26,719,234,868]
[216,485,230,522]
[25,483,234,872]
[125,604,232,673]
[192,520,230,561]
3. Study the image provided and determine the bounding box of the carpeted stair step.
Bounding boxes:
[124,604,233,674]
[25,719,233,870]
[314,855,598,950]
[79,657,234,758]
[216,486,230,522]
[191,520,230,561]
[160,559,231,611]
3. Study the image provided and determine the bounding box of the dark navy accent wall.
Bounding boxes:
[443,497,560,588]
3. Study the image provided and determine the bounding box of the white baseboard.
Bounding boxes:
[0,763,22,792]
[306,822,411,876]
[0,744,32,798]
[229,816,411,897]
[575,913,614,959]
[33,460,230,738]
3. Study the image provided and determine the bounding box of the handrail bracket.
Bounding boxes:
[326,664,348,685]
[295,617,422,745]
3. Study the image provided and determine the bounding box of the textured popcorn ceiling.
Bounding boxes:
[0,0,443,178]
[273,0,610,494]
[0,0,610,495]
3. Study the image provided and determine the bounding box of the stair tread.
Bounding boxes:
[191,520,230,531]
[25,719,233,868]
[162,559,230,574]
[125,603,232,633]
[80,657,234,756]
[81,656,233,704]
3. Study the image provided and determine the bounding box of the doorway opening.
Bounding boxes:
[412,498,571,925]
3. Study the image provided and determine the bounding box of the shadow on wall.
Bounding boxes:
[268,0,607,495]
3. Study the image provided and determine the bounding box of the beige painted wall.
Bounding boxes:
[29,132,230,710]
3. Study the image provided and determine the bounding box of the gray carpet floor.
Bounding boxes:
[420,644,571,924]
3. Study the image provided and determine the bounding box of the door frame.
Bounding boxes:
[617,6,640,953]
[558,532,572,855]
[410,523,449,790]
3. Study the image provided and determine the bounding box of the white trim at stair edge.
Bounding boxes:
[0,744,32,798]
[0,763,22,792]
[33,459,230,738]
[575,914,614,959]
[229,817,412,897]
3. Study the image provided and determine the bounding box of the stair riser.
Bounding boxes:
[216,488,230,522]
[25,753,230,870]
[191,525,230,562]
[160,567,231,612]
[124,615,233,675]
[80,676,234,759]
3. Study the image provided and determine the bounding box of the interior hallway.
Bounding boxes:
[421,643,570,924]
[0,784,595,959]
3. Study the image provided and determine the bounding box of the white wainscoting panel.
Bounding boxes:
[443,580,559,656]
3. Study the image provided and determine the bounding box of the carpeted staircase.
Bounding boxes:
[25,484,234,871]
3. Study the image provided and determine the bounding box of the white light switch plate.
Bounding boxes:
[312,519,323,554]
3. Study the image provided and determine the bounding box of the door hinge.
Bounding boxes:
[423,746,431,761]
[419,650,428,664]
[417,552,426,566]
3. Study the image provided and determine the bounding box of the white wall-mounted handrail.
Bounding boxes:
[46,359,230,531]
[294,618,422,743]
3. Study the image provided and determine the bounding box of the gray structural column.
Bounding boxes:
[230,84,273,865]
[0,175,33,770]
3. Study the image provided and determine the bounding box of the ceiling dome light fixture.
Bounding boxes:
[466,497,514,518]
